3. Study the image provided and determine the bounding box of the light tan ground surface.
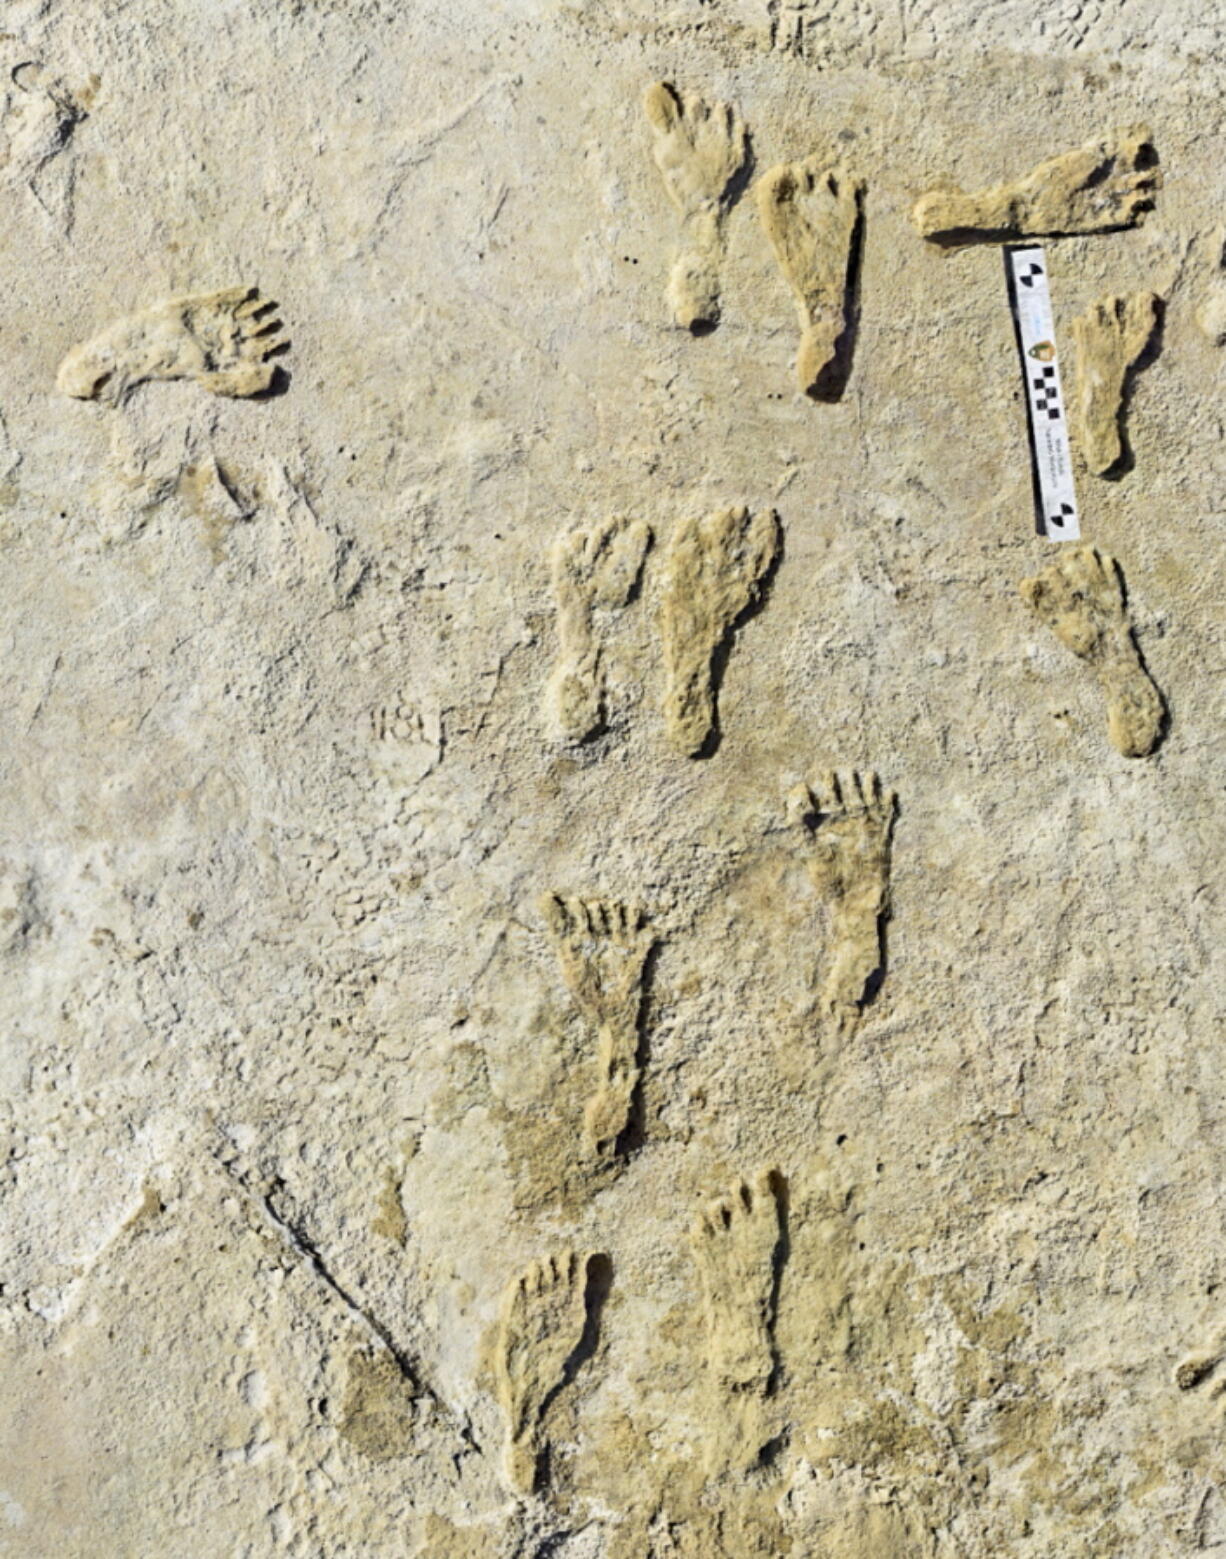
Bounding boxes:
[1,1,1224,1554]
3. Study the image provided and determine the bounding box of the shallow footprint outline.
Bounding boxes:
[57,285,289,405]
[1020,544,1166,758]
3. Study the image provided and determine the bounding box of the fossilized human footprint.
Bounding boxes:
[787,770,897,1033]
[913,125,1160,245]
[496,1249,600,1493]
[756,157,863,396]
[690,1168,783,1471]
[543,517,652,743]
[1020,545,1165,758]
[1,60,87,232]
[540,893,654,1160]
[661,505,779,756]
[57,286,289,405]
[644,81,748,330]
[1072,291,1160,475]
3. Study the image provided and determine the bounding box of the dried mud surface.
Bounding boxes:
[1,1,1224,1554]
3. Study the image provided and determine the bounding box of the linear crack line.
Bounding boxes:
[215,1154,481,1457]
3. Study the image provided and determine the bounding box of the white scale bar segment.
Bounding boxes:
[1006,245,1080,541]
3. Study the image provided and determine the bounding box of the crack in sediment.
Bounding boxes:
[213,1152,482,1457]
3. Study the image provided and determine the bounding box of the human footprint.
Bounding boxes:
[539,893,654,1160]
[1072,291,1160,475]
[1020,544,1165,757]
[644,81,748,330]
[57,285,289,405]
[756,157,863,396]
[660,505,779,756]
[690,1168,783,1471]
[495,1249,601,1494]
[543,517,651,743]
[913,125,1160,246]
[787,770,897,1033]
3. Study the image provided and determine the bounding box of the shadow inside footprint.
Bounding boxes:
[1102,295,1165,481]
[686,132,755,339]
[766,1168,790,1395]
[249,360,293,400]
[613,937,662,1159]
[692,521,785,761]
[560,1254,612,1396]
[808,188,865,403]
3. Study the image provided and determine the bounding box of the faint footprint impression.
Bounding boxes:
[1072,291,1161,476]
[1020,544,1166,758]
[1,59,89,234]
[756,157,864,398]
[57,286,289,405]
[644,81,749,331]
[690,1167,784,1472]
[787,770,897,1035]
[913,125,1160,246]
[337,1346,419,1461]
[496,1249,603,1495]
[543,516,652,744]
[540,893,655,1161]
[219,1323,276,1470]
[1197,229,1226,345]
[661,505,779,757]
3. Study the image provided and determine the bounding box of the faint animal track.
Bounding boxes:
[644,81,748,331]
[1072,291,1160,475]
[57,286,289,405]
[787,770,897,1033]
[913,125,1160,245]
[544,517,652,743]
[0,60,88,233]
[540,894,655,1160]
[496,1248,602,1494]
[690,1167,783,1472]
[756,157,864,397]
[660,505,779,756]
[1020,544,1166,757]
